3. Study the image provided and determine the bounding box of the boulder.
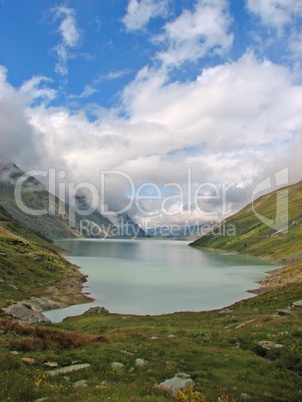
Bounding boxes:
[111,362,124,371]
[156,373,195,396]
[135,358,148,367]
[292,300,302,308]
[2,302,50,324]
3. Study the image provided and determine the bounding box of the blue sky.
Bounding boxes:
[0,0,302,227]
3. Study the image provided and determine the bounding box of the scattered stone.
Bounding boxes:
[10,351,19,355]
[122,316,128,320]
[111,362,124,371]
[168,334,176,338]
[240,393,251,399]
[47,363,90,376]
[0,252,7,257]
[46,265,56,272]
[27,253,44,262]
[121,350,133,355]
[235,319,256,330]
[135,358,148,367]
[150,336,159,340]
[156,373,194,396]
[72,361,79,365]
[257,341,284,351]
[95,380,108,390]
[84,306,109,314]
[21,357,36,364]
[35,398,49,402]
[274,344,284,349]
[73,380,88,390]
[43,362,58,368]
[2,302,50,324]
[219,309,234,315]
[292,300,302,308]
[276,309,294,316]
[128,367,135,373]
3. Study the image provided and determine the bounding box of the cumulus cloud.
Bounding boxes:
[0,67,43,167]
[156,0,233,68]
[51,6,82,75]
[246,0,302,30]
[122,0,169,31]
[19,76,57,104]
[1,51,301,228]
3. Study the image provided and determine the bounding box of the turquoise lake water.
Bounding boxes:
[44,239,275,322]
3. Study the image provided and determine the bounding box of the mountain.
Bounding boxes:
[0,161,148,239]
[191,180,302,264]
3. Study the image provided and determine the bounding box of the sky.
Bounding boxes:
[0,0,302,230]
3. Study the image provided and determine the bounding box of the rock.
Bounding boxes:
[84,306,109,314]
[219,309,234,315]
[135,358,148,367]
[21,357,36,364]
[47,363,91,376]
[27,297,67,312]
[111,362,124,371]
[46,265,56,272]
[150,336,159,340]
[43,362,58,368]
[2,302,50,324]
[176,373,191,379]
[128,367,135,373]
[0,252,7,257]
[257,341,284,351]
[276,309,294,316]
[168,334,176,338]
[35,398,49,402]
[10,351,19,355]
[156,373,195,396]
[292,300,302,308]
[73,380,88,390]
[27,253,44,262]
[240,393,251,399]
[100,380,108,387]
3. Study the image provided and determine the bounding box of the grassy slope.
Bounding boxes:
[0,183,302,401]
[191,181,302,292]
[191,180,302,262]
[1,283,302,401]
[0,206,89,309]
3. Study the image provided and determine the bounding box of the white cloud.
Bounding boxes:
[1,52,301,227]
[52,6,82,75]
[122,0,169,31]
[69,84,98,100]
[156,0,233,67]
[246,0,302,30]
[20,76,57,103]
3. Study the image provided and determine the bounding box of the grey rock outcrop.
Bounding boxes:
[2,302,50,324]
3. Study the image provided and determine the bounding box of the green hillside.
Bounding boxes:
[0,205,89,309]
[191,180,302,264]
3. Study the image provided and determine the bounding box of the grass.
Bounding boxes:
[0,283,302,401]
[0,181,301,400]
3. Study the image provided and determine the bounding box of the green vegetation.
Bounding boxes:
[0,205,89,309]
[1,284,302,401]
[0,180,301,400]
[191,180,302,263]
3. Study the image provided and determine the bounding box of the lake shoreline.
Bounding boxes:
[41,239,276,322]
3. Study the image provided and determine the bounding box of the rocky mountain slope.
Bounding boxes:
[0,161,148,239]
